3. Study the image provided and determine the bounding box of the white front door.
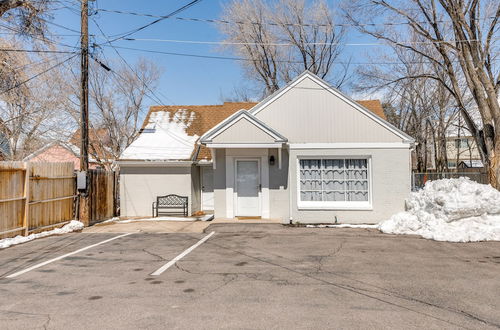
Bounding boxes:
[235,160,260,216]
[201,167,214,211]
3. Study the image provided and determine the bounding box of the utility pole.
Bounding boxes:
[80,0,89,172]
[79,0,90,225]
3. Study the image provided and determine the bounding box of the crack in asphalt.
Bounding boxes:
[195,237,497,330]
[142,249,166,261]
[0,309,52,329]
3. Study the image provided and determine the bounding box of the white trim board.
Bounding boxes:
[249,71,415,143]
[116,160,194,167]
[289,143,411,149]
[207,143,284,149]
[295,155,373,211]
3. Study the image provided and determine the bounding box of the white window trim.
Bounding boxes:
[296,156,373,210]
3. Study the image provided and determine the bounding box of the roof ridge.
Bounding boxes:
[149,102,256,109]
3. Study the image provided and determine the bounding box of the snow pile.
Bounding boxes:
[0,220,84,249]
[120,109,199,160]
[379,178,500,242]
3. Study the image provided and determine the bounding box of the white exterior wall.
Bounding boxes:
[253,76,404,144]
[191,165,202,214]
[289,147,411,224]
[212,118,276,143]
[268,148,290,220]
[213,149,227,218]
[120,165,192,217]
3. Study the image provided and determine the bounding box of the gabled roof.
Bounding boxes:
[71,127,114,162]
[356,100,386,120]
[250,71,414,143]
[200,109,287,144]
[120,102,256,161]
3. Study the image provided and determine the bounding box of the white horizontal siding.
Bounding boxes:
[254,76,402,143]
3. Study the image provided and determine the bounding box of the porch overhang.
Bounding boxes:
[204,143,285,149]
[199,109,288,145]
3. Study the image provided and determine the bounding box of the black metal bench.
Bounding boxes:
[152,194,189,217]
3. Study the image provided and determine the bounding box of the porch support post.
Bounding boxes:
[278,147,282,170]
[211,149,216,169]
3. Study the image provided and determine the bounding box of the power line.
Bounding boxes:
[0,54,77,95]
[95,8,497,28]
[91,17,175,106]
[117,36,500,47]
[104,0,205,43]
[0,21,79,49]
[0,48,77,54]
[102,44,495,65]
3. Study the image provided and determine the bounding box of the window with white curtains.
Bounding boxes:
[299,158,370,207]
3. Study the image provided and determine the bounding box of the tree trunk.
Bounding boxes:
[487,137,500,189]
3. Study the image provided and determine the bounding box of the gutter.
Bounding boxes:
[115,160,194,167]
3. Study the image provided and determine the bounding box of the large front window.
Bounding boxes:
[299,158,370,208]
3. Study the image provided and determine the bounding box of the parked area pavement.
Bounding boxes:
[83,217,282,233]
[1,224,499,329]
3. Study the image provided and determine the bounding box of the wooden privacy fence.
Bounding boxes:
[0,162,119,239]
[88,169,117,225]
[412,171,489,190]
[0,162,76,239]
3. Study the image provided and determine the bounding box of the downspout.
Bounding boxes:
[288,147,293,224]
[410,142,416,191]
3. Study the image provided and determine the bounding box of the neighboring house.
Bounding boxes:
[442,110,483,169]
[70,128,115,169]
[445,136,482,169]
[23,142,104,169]
[118,71,414,224]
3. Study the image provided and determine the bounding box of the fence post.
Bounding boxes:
[23,162,30,236]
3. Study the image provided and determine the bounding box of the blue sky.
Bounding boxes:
[52,0,378,106]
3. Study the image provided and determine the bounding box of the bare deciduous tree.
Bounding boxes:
[0,43,74,160]
[87,58,162,165]
[219,0,348,96]
[345,0,500,188]
[0,0,50,36]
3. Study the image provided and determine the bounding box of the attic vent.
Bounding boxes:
[141,128,156,133]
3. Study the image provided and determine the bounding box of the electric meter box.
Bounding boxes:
[77,171,87,190]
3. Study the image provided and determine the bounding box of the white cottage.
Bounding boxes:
[118,71,414,224]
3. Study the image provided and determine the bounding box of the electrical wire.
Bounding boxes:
[104,0,204,43]
[0,54,77,95]
[102,44,494,65]
[95,8,498,28]
[116,36,500,47]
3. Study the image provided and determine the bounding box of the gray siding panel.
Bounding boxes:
[254,77,402,143]
[289,148,411,224]
[191,165,201,214]
[120,166,192,217]
[213,149,227,218]
[268,148,290,220]
[212,117,276,143]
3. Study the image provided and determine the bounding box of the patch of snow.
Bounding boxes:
[99,217,120,224]
[379,178,500,242]
[306,224,378,229]
[0,220,84,249]
[120,109,199,160]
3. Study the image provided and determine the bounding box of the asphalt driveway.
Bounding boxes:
[0,224,499,329]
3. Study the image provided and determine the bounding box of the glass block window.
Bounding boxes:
[299,159,369,203]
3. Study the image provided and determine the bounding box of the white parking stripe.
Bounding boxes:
[151,231,215,276]
[6,233,133,278]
